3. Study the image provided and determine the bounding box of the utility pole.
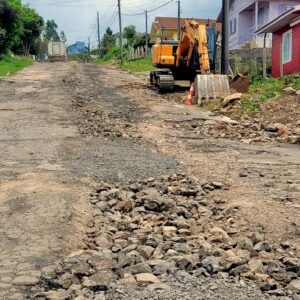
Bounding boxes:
[221,0,229,75]
[97,11,101,58]
[145,10,149,57]
[88,36,91,63]
[177,1,181,40]
[117,0,123,65]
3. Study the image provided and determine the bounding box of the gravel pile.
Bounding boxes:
[30,174,300,299]
[169,119,300,144]
[76,108,140,139]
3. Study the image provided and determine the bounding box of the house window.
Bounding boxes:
[230,18,237,35]
[282,30,292,64]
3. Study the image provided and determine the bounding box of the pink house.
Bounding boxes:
[257,5,300,77]
[219,0,300,49]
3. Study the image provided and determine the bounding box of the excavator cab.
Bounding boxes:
[152,41,178,67]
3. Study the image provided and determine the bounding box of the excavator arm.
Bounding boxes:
[175,19,210,74]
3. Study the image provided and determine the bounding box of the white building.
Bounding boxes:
[223,0,300,49]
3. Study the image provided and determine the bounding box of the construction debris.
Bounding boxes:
[221,93,243,107]
[230,73,251,93]
[31,174,300,299]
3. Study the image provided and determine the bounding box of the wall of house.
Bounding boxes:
[272,23,300,77]
[270,1,300,19]
[231,0,255,12]
[229,0,258,49]
[238,11,255,44]
[229,0,300,49]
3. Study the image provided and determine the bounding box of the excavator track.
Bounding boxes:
[150,71,175,92]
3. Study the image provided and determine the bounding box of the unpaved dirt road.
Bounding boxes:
[0,62,299,300]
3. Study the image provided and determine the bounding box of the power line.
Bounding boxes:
[122,0,175,16]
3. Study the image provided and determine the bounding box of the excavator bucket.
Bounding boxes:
[194,74,231,104]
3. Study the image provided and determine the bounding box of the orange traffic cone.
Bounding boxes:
[184,91,193,105]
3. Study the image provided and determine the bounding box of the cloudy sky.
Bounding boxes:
[23,0,222,48]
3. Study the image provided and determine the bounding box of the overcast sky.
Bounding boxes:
[23,0,222,48]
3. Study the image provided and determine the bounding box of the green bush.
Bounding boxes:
[103,46,122,61]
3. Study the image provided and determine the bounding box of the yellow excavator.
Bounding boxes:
[150,19,230,101]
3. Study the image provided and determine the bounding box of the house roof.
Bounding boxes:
[256,5,300,33]
[152,17,222,32]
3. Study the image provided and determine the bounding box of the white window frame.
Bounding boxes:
[282,30,292,64]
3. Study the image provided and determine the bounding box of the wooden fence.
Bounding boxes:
[127,46,151,60]
[216,46,272,78]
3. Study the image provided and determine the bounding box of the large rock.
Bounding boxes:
[254,241,271,252]
[56,272,78,289]
[201,256,225,274]
[137,245,155,259]
[236,237,254,252]
[12,275,39,286]
[89,270,117,285]
[152,260,177,275]
[222,93,243,107]
[44,290,70,300]
[128,262,151,274]
[248,259,266,274]
[119,273,136,284]
[114,200,133,213]
[287,279,300,293]
[172,243,189,254]
[136,273,160,283]
[209,227,231,244]
[94,234,113,249]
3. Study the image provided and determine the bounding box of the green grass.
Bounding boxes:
[93,58,114,65]
[93,57,154,73]
[120,57,154,73]
[239,75,300,116]
[0,56,33,78]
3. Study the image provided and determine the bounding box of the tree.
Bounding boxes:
[100,27,116,56]
[133,33,150,49]
[123,25,136,47]
[60,30,66,43]
[0,0,22,54]
[105,27,113,35]
[43,19,60,42]
[16,6,44,55]
[0,0,44,56]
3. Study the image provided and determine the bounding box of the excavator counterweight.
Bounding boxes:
[150,19,230,100]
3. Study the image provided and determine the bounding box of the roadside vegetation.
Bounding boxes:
[240,75,300,115]
[92,25,152,73]
[0,55,33,78]
[93,56,153,73]
[0,0,66,75]
[120,57,153,73]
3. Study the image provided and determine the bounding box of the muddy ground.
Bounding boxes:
[0,62,299,300]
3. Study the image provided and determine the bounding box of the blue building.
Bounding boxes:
[67,41,88,55]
